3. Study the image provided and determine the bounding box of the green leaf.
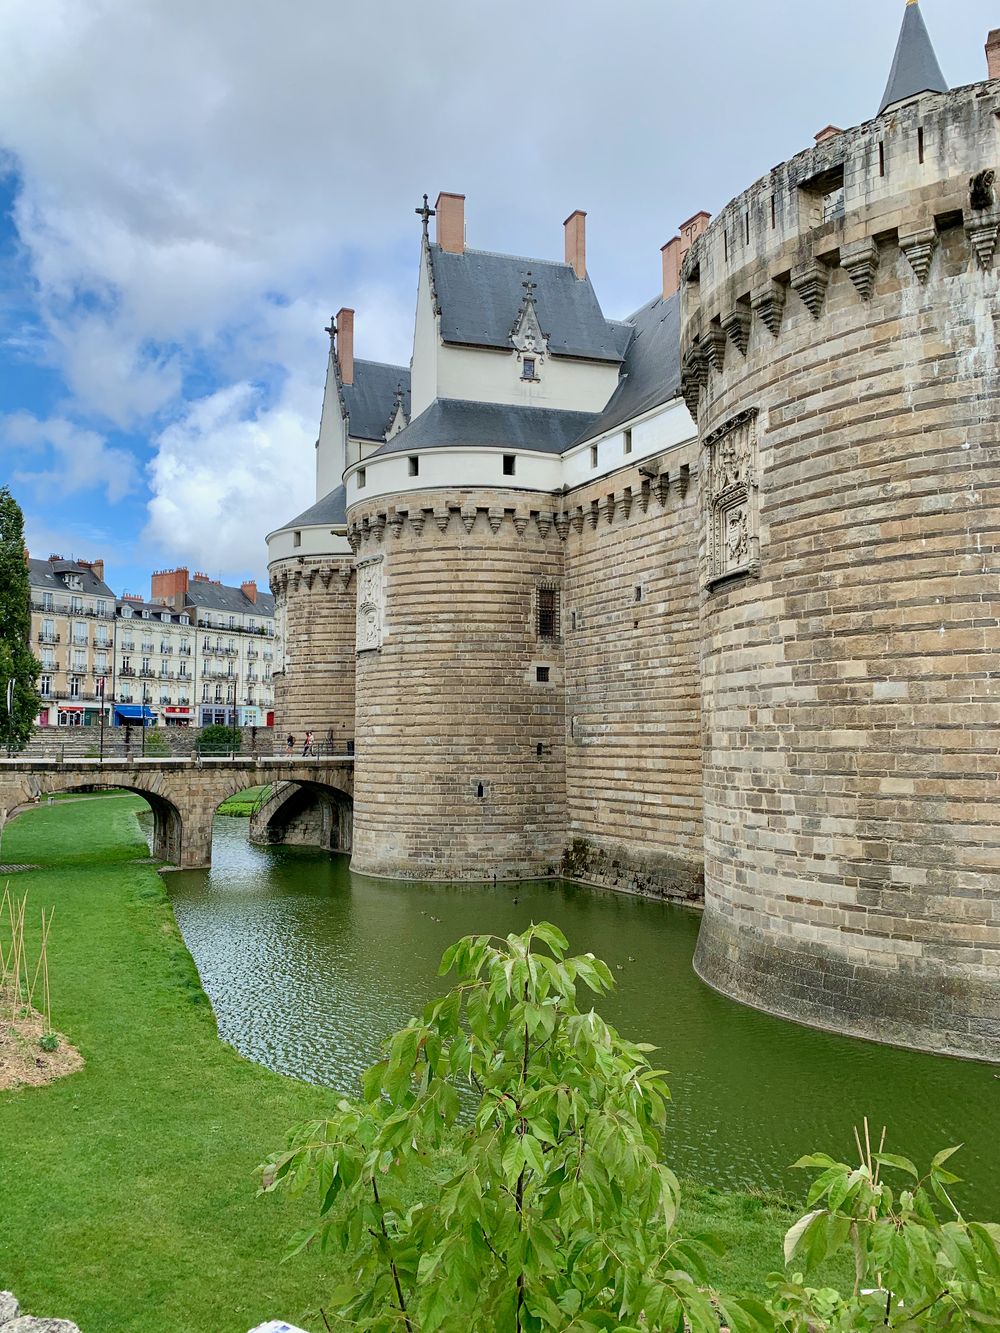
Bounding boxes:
[873,1152,919,1179]
[783,1209,825,1265]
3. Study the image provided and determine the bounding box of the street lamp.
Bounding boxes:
[4,677,15,758]
[98,676,106,761]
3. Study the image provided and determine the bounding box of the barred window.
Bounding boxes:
[537,586,559,640]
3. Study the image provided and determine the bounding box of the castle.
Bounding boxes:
[267,4,1000,1065]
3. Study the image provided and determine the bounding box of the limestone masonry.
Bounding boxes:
[267,7,1000,1062]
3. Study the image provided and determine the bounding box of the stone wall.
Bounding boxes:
[347,488,567,880]
[561,449,704,902]
[682,83,1000,1062]
[269,556,356,746]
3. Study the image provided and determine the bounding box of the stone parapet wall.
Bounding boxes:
[269,556,356,745]
[683,82,1000,1061]
[347,487,567,881]
[561,448,704,902]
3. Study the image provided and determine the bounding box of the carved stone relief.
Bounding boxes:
[355,555,384,652]
[704,408,760,586]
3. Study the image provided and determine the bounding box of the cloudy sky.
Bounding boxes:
[0,0,993,594]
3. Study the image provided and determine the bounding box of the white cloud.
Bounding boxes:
[144,383,314,576]
[3,410,140,503]
[0,0,994,573]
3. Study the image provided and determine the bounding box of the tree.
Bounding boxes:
[0,487,40,752]
[262,926,1000,1332]
[261,924,747,1332]
[197,723,242,755]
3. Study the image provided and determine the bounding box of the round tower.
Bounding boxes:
[682,64,1000,1058]
[266,487,356,748]
[345,472,567,881]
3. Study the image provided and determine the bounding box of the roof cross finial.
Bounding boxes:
[415,193,436,239]
[323,316,336,341]
[522,271,537,301]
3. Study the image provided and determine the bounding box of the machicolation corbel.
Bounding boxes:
[790,260,830,319]
[750,279,785,337]
[900,228,938,283]
[840,237,879,301]
[721,304,751,356]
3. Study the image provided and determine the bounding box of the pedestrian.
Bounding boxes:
[285,733,294,755]
[250,725,258,754]
[302,730,314,757]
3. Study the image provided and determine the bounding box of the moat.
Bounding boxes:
[167,815,999,1212]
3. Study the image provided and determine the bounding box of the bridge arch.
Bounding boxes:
[0,758,355,869]
[248,780,353,855]
[1,779,184,865]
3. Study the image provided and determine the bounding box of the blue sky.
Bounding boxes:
[0,0,994,596]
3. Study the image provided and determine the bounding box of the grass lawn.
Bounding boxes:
[0,796,825,1331]
[217,785,270,818]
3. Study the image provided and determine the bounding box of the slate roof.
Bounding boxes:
[344,361,411,443]
[428,245,623,363]
[576,291,682,444]
[181,580,275,618]
[27,557,115,599]
[117,599,191,622]
[371,399,599,458]
[283,484,348,530]
[879,1,948,115]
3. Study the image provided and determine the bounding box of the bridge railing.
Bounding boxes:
[0,751,355,768]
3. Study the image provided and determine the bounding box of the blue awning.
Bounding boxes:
[114,705,156,720]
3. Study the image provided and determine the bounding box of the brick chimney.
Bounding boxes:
[91,558,104,582]
[335,308,354,387]
[435,192,465,254]
[661,237,682,300]
[151,567,189,602]
[564,210,586,280]
[988,30,1000,80]
[814,125,843,143]
[241,580,258,604]
[679,211,711,256]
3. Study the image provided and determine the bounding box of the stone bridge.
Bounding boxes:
[0,757,354,869]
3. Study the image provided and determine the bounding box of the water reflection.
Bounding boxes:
[166,818,999,1212]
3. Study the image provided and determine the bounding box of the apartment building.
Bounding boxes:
[113,596,196,725]
[27,555,116,727]
[150,568,275,727]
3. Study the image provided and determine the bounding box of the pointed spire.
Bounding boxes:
[879,1,948,116]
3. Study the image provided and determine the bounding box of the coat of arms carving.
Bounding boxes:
[704,408,760,586]
[356,556,384,652]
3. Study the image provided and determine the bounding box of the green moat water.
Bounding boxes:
[166,816,999,1213]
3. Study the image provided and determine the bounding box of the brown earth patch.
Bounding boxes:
[0,1003,84,1091]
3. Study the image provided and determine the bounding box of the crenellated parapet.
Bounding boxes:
[344,464,694,553]
[680,81,1000,423]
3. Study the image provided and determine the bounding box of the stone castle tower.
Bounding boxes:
[682,8,1000,1060]
[268,5,1000,1063]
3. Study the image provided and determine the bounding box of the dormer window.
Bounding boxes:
[65,573,82,591]
[522,357,537,381]
[142,610,150,619]
[122,605,133,618]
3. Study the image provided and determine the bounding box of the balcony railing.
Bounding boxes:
[37,632,61,644]
[178,645,192,656]
[120,666,135,677]
[160,645,173,654]
[139,669,155,679]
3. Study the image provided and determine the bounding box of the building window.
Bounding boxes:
[72,650,85,672]
[96,599,106,617]
[570,610,578,631]
[70,595,83,613]
[522,357,536,380]
[502,454,516,477]
[180,614,189,625]
[40,675,52,697]
[357,467,366,488]
[408,455,419,477]
[122,605,133,618]
[535,666,550,683]
[293,531,302,548]
[141,657,151,675]
[624,428,632,455]
[537,586,559,640]
[635,585,642,603]
[590,445,598,468]
[42,592,53,612]
[69,677,81,698]
[141,609,150,618]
